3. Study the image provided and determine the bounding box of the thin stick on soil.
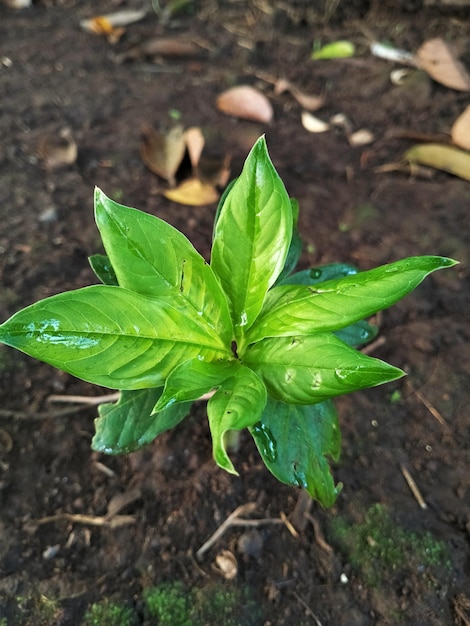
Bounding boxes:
[196,502,286,559]
[292,590,323,626]
[412,386,453,435]
[400,464,428,510]
[304,512,333,554]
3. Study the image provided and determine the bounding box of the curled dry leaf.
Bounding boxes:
[301,111,330,133]
[37,128,77,170]
[163,177,219,206]
[121,37,201,62]
[416,38,470,92]
[80,17,125,43]
[451,105,470,151]
[370,42,416,66]
[404,143,470,181]
[80,9,147,32]
[184,126,205,169]
[140,125,186,187]
[274,79,325,112]
[214,550,238,579]
[348,129,375,146]
[216,85,273,123]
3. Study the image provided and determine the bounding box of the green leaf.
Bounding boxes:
[274,198,303,286]
[210,137,292,342]
[88,254,118,286]
[250,399,341,507]
[0,285,230,389]
[93,388,191,454]
[154,357,240,411]
[243,333,404,404]
[207,366,267,475]
[246,256,457,343]
[278,262,358,286]
[312,40,356,60]
[94,188,233,345]
[334,319,377,347]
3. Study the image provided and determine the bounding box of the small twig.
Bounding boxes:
[196,503,292,559]
[48,392,120,405]
[400,464,427,510]
[292,591,323,625]
[361,336,386,355]
[412,387,452,434]
[36,512,136,528]
[304,513,333,554]
[280,511,299,538]
[47,390,215,406]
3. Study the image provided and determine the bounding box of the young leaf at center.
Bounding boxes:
[210,136,292,343]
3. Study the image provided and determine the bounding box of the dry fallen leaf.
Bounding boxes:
[348,129,375,146]
[38,128,77,170]
[416,38,470,92]
[216,85,273,123]
[184,126,205,169]
[140,125,186,186]
[120,37,201,62]
[164,177,219,206]
[214,550,238,579]
[80,9,147,32]
[451,105,470,151]
[274,79,325,111]
[301,111,330,133]
[404,143,470,181]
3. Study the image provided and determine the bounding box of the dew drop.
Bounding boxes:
[251,422,277,462]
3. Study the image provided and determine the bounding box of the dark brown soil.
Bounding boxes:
[0,1,469,625]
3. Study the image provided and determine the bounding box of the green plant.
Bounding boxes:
[330,504,450,586]
[144,582,191,626]
[83,599,135,626]
[144,581,259,626]
[0,137,456,506]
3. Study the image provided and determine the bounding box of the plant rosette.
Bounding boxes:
[0,137,457,506]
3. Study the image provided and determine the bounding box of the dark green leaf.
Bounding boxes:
[210,137,292,342]
[93,388,191,454]
[250,399,341,507]
[95,188,233,345]
[88,254,118,286]
[274,198,303,286]
[207,366,267,474]
[246,256,458,343]
[0,285,230,389]
[278,262,358,286]
[334,319,377,347]
[243,333,404,404]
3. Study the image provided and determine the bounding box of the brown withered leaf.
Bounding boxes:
[164,177,219,206]
[37,128,77,171]
[416,38,470,92]
[184,126,205,169]
[451,105,470,151]
[216,85,273,123]
[140,125,186,186]
[274,78,325,111]
[120,37,201,62]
